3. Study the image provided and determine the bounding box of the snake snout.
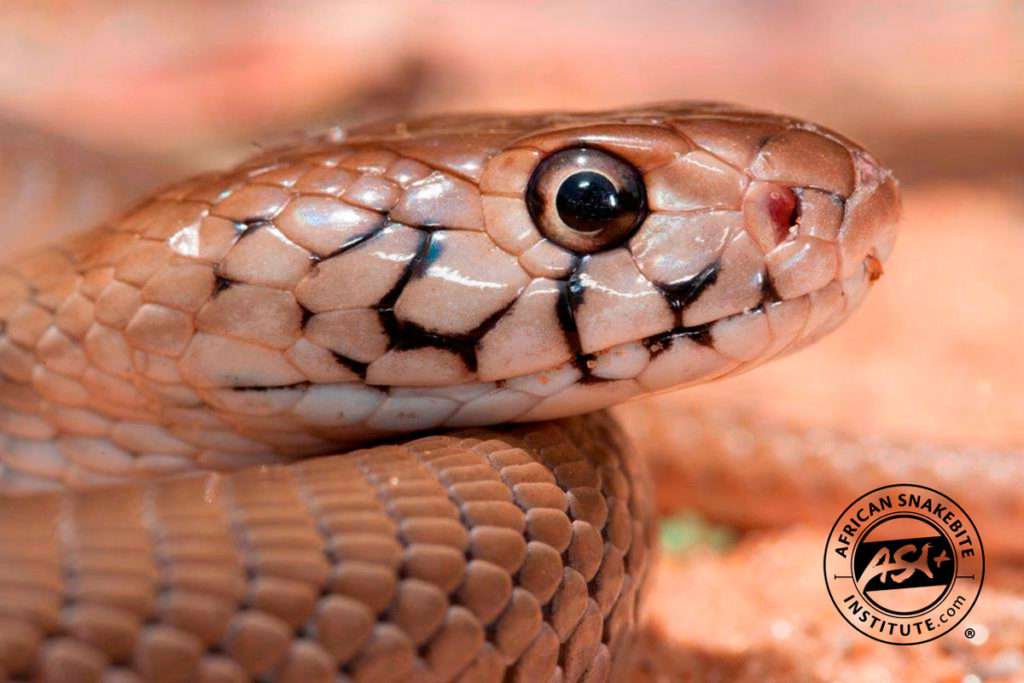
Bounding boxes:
[739,128,901,302]
[842,151,902,279]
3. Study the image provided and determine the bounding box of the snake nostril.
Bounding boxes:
[742,181,799,251]
[768,187,800,243]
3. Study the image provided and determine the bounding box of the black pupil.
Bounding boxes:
[556,171,635,233]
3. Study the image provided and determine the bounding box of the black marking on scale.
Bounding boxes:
[332,352,368,379]
[213,275,235,293]
[376,229,433,348]
[761,274,782,307]
[231,381,311,392]
[321,218,389,261]
[299,304,315,330]
[642,322,715,357]
[654,261,720,326]
[389,322,478,373]
[555,256,586,359]
[409,232,446,277]
[391,298,518,375]
[236,218,271,239]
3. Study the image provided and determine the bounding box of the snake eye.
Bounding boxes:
[526,147,647,253]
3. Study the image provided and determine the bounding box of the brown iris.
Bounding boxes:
[526,147,647,253]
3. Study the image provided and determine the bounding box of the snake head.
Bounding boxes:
[88,102,901,446]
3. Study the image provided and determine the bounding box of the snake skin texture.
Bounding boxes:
[0,414,653,682]
[0,103,901,681]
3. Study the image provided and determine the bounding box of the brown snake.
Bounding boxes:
[0,103,901,681]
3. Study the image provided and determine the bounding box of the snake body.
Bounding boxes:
[0,103,900,681]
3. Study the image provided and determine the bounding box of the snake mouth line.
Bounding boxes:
[640,323,713,357]
[621,254,880,354]
[572,250,883,384]
[226,257,875,394]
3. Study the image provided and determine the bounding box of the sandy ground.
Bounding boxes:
[621,528,1024,682]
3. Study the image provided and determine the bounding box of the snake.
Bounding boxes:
[0,102,901,682]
